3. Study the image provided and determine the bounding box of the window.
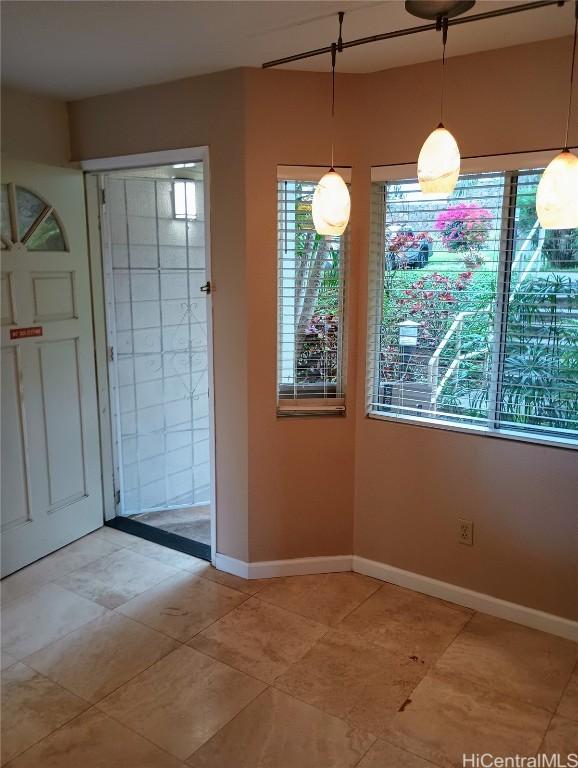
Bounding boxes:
[0,184,67,252]
[173,179,197,220]
[277,168,349,415]
[367,163,577,446]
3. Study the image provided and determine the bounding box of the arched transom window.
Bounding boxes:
[1,183,67,252]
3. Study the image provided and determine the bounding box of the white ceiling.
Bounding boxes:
[1,0,575,101]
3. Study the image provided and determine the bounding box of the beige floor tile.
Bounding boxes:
[557,666,578,721]
[435,613,578,711]
[121,538,209,572]
[339,583,472,666]
[97,645,265,760]
[5,708,185,768]
[56,547,180,609]
[258,572,380,626]
[196,564,272,595]
[276,629,426,733]
[1,662,89,765]
[190,596,327,682]
[384,670,552,768]
[187,687,375,768]
[25,612,178,702]
[89,525,144,548]
[0,534,120,605]
[540,715,578,759]
[357,739,437,768]
[1,583,108,660]
[117,571,247,640]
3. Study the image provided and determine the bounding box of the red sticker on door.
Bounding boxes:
[10,327,43,339]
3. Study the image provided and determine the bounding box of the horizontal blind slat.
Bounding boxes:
[277,177,347,413]
[367,169,578,445]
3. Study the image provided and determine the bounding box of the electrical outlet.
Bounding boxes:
[458,518,474,546]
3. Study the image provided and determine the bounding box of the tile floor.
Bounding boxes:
[1,527,576,767]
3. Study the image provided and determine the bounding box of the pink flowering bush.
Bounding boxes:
[435,203,493,267]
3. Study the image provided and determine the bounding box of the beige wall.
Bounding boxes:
[353,37,578,621]
[1,87,71,166]
[69,67,363,564]
[243,69,361,561]
[69,70,251,561]
[361,37,576,163]
[67,38,577,618]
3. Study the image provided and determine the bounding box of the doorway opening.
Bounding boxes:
[95,158,213,561]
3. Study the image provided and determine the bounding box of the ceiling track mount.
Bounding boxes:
[405,1,475,21]
[261,0,568,69]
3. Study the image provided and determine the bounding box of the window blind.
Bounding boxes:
[367,168,578,445]
[277,177,347,415]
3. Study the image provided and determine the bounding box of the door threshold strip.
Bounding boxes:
[105,517,211,562]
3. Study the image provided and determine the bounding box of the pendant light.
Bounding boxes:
[312,30,350,237]
[536,4,578,229]
[417,15,460,197]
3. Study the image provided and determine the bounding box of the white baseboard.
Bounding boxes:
[353,556,578,643]
[213,551,577,641]
[214,553,250,579]
[214,553,352,580]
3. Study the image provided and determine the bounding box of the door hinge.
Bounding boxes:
[115,489,120,506]
[200,281,211,295]
[101,187,106,206]
[108,346,114,362]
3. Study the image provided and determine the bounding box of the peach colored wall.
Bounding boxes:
[66,38,577,618]
[243,38,578,619]
[1,87,71,166]
[243,69,362,561]
[352,38,578,620]
[68,70,250,561]
[361,38,577,164]
[68,67,361,563]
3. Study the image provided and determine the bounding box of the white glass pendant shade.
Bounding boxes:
[312,170,351,236]
[536,150,578,229]
[417,124,460,197]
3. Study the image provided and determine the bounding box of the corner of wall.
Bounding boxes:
[1,86,71,167]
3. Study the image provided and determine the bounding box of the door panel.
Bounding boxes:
[1,273,15,325]
[32,271,76,322]
[1,159,103,575]
[39,338,87,508]
[0,346,31,531]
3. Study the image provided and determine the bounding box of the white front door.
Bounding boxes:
[1,158,103,576]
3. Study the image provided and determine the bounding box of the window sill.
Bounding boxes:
[366,410,577,451]
[278,399,346,418]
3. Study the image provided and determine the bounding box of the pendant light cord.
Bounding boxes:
[328,13,345,170]
[330,42,336,170]
[439,16,449,127]
[563,3,578,150]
